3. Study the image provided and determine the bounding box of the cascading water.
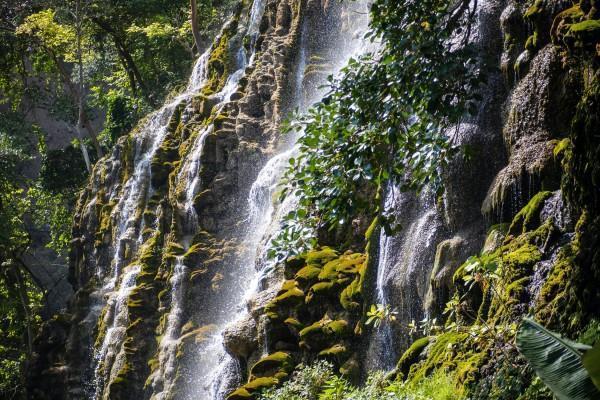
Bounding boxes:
[148,3,269,399]
[90,48,211,398]
[82,1,371,398]
[367,186,446,372]
[182,2,372,398]
[366,0,504,374]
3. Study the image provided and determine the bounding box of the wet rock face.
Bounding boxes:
[483,0,581,222]
[425,237,471,318]
[223,314,259,359]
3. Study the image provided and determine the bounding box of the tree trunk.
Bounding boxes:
[191,0,203,54]
[76,0,102,162]
[52,56,99,165]
[91,17,155,107]
[12,266,33,356]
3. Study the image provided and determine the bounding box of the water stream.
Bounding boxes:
[91,46,212,399]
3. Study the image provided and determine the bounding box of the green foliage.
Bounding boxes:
[366,304,397,328]
[583,344,600,391]
[0,266,43,399]
[516,318,600,400]
[260,361,336,400]
[28,185,73,256]
[94,89,144,146]
[39,145,88,195]
[259,360,463,400]
[0,129,44,399]
[272,0,482,259]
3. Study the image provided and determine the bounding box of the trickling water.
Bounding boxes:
[89,1,371,398]
[93,265,141,399]
[368,187,444,372]
[91,36,214,399]
[182,3,372,398]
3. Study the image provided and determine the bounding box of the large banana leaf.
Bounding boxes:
[516,318,600,400]
[583,343,600,391]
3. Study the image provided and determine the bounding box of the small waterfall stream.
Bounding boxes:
[91,48,212,398]
[153,2,269,398]
[368,186,445,372]
[186,2,371,398]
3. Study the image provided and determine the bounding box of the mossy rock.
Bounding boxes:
[407,331,483,385]
[226,387,252,399]
[244,376,279,391]
[535,215,585,331]
[318,343,348,357]
[396,336,431,379]
[569,19,600,42]
[524,0,544,19]
[508,191,552,236]
[273,285,304,306]
[318,254,364,280]
[283,317,303,329]
[299,318,350,343]
[295,266,321,282]
[304,247,338,265]
[340,278,361,310]
[250,352,292,378]
[502,243,542,269]
[306,281,337,303]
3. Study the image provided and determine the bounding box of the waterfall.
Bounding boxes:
[367,186,446,372]
[80,1,372,398]
[149,3,269,399]
[366,0,504,373]
[90,45,212,398]
[182,2,372,398]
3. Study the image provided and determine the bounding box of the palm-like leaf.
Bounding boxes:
[583,343,600,391]
[516,318,600,400]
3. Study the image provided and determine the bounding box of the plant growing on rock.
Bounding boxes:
[366,304,398,328]
[271,0,484,259]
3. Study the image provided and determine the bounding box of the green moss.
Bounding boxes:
[324,320,349,336]
[525,32,539,50]
[396,337,431,379]
[503,243,542,268]
[273,284,304,305]
[524,0,544,19]
[508,191,552,236]
[299,320,323,339]
[308,281,336,295]
[407,332,486,390]
[570,19,600,35]
[226,387,252,399]
[340,278,361,311]
[283,317,303,329]
[553,138,571,159]
[318,344,347,357]
[365,215,379,240]
[250,352,292,378]
[295,266,321,282]
[304,247,338,265]
[535,227,584,332]
[244,376,279,391]
[203,26,237,96]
